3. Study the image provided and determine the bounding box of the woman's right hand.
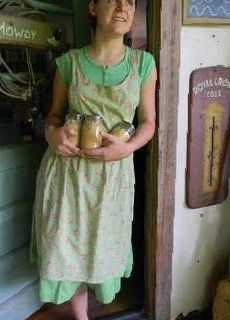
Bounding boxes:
[45,126,81,157]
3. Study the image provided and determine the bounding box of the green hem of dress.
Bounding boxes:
[30,240,133,305]
[39,272,132,305]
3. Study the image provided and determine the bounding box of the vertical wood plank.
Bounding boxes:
[131,0,148,49]
[145,0,161,318]
[0,142,46,319]
[156,0,181,319]
[145,0,181,319]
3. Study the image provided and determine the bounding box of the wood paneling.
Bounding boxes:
[154,0,181,319]
[144,0,160,319]
[0,142,46,319]
[131,0,148,49]
[0,279,41,320]
[0,143,45,208]
[0,202,32,255]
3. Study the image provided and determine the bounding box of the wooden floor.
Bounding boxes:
[28,276,143,320]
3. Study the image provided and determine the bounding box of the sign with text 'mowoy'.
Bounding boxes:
[186,66,230,209]
[0,13,61,48]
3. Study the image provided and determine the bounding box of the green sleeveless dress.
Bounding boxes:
[30,46,155,304]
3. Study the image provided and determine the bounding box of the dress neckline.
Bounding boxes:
[74,47,137,89]
[83,46,129,70]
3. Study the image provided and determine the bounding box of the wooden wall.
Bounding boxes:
[0,2,81,319]
[0,142,45,320]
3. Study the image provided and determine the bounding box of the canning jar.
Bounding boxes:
[110,121,135,142]
[64,113,82,147]
[80,114,105,149]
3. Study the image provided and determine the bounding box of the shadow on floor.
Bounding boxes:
[176,310,213,320]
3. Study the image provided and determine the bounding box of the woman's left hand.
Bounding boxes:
[81,131,133,162]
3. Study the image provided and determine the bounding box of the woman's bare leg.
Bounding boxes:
[70,284,88,320]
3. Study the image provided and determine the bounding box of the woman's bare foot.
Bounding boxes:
[70,284,88,320]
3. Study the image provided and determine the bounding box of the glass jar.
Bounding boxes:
[64,113,82,147]
[110,121,135,142]
[80,115,105,149]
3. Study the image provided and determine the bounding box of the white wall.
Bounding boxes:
[171,27,230,319]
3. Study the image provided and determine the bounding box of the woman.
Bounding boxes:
[30,0,157,319]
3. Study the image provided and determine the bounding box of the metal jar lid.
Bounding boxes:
[66,112,82,122]
[116,121,135,136]
[84,114,103,124]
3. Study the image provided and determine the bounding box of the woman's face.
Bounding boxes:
[89,0,136,37]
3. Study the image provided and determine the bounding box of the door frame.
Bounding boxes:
[145,0,182,319]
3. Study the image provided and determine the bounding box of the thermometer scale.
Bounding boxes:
[203,103,224,193]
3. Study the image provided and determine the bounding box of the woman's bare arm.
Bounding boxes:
[127,68,157,152]
[45,70,80,156]
[45,70,68,127]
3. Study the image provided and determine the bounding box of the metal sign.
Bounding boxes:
[183,0,230,25]
[186,66,230,208]
[0,13,62,48]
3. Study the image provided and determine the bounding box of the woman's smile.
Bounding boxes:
[112,16,127,23]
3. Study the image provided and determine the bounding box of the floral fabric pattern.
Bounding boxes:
[30,48,141,297]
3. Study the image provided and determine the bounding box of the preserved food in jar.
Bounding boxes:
[110,122,135,142]
[80,115,105,149]
[64,113,82,147]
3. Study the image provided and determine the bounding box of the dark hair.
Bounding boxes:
[89,0,98,32]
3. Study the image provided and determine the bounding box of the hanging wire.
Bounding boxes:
[0,86,23,99]
[0,49,33,101]
[25,48,35,85]
[0,0,50,102]
[0,51,28,84]
[0,75,26,100]
[0,71,29,101]
[0,74,22,94]
[0,46,49,102]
